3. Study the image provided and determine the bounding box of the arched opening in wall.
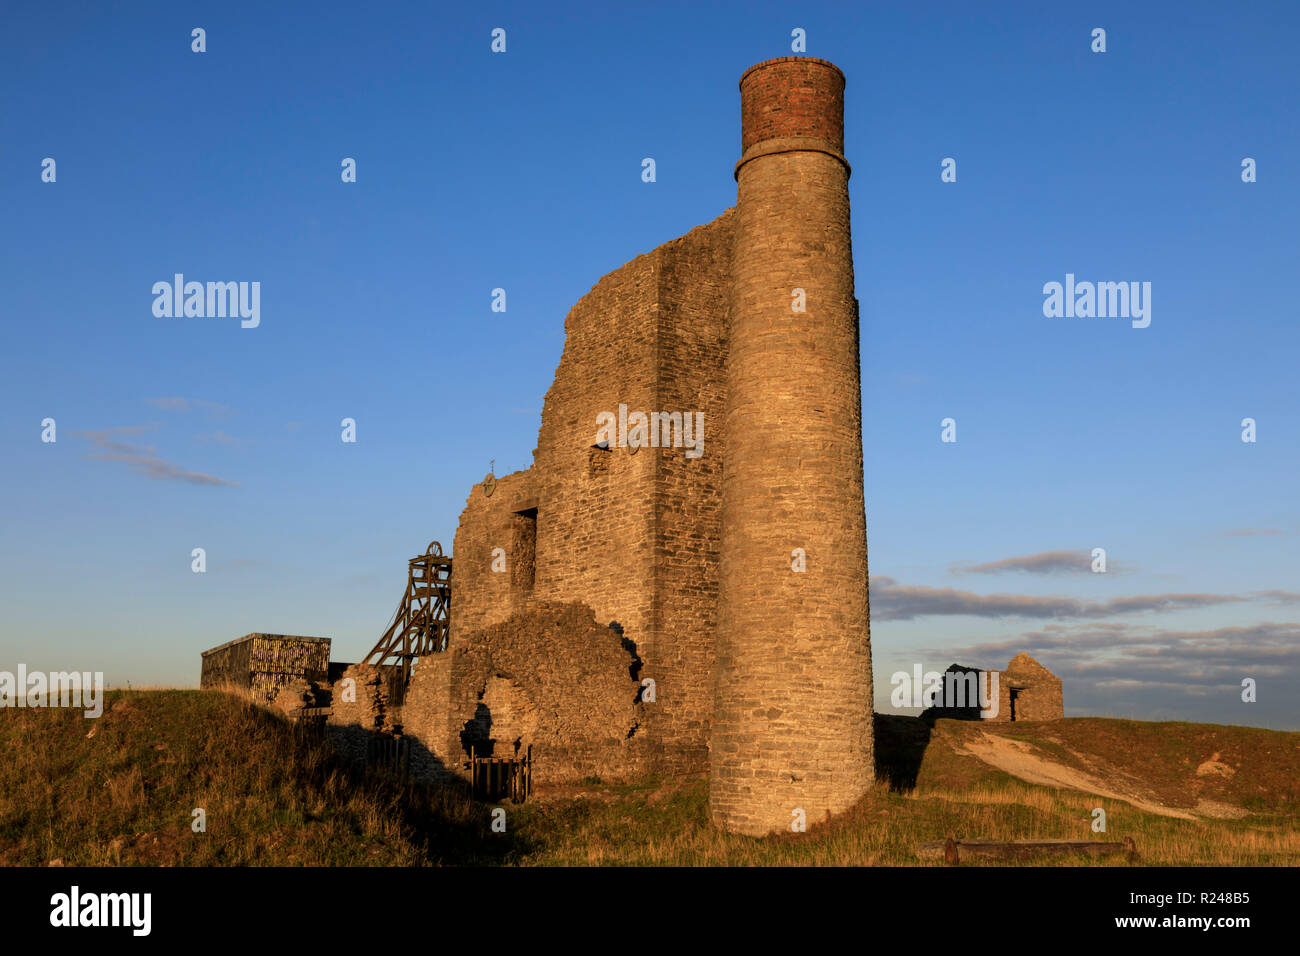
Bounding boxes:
[460,701,494,757]
[460,675,537,759]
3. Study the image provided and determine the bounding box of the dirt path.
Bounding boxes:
[952,732,1202,820]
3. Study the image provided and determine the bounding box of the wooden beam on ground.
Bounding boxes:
[917,836,1138,864]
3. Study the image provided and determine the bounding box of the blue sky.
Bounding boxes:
[2,1,1297,729]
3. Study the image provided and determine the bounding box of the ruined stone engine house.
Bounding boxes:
[205,57,876,836]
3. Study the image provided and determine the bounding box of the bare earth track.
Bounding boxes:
[944,721,1268,820]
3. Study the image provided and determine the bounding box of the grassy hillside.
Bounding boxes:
[2,690,1296,866]
[0,690,509,865]
[930,716,1300,816]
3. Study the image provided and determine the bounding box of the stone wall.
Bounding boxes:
[200,633,330,706]
[401,602,645,785]
[920,664,989,721]
[324,661,408,767]
[641,213,732,771]
[993,653,1064,722]
[445,211,735,777]
[398,651,457,782]
[199,636,252,690]
[528,239,663,658]
[448,469,538,637]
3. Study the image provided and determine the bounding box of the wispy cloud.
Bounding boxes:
[1252,590,1300,604]
[870,575,1243,621]
[72,426,238,487]
[951,549,1100,576]
[926,621,1300,701]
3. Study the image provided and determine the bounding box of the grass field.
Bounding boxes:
[2,690,1296,866]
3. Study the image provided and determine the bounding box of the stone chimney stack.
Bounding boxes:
[711,57,874,835]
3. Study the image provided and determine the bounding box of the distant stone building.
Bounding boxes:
[921,654,1064,723]
[919,664,993,722]
[199,633,330,706]
[993,653,1064,722]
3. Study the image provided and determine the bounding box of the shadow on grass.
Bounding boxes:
[244,701,537,865]
[873,713,933,792]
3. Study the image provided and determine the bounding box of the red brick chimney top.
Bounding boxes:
[738,56,845,154]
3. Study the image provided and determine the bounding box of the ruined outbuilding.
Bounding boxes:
[199,633,331,706]
[921,655,1064,723]
[994,653,1064,722]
